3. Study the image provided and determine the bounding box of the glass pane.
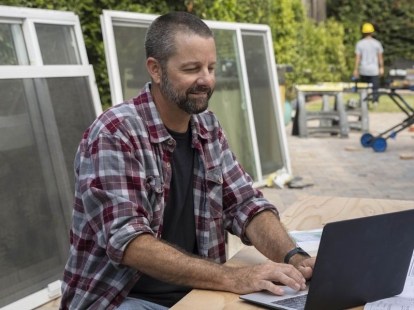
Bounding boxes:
[45,77,97,187]
[0,79,68,307]
[113,24,149,100]
[211,29,256,179]
[0,23,28,65]
[242,32,284,175]
[35,23,81,65]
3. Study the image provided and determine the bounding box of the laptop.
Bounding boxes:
[240,209,414,310]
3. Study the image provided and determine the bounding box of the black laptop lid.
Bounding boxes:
[306,209,414,310]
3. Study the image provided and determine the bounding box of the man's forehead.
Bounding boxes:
[171,32,216,55]
[173,30,214,42]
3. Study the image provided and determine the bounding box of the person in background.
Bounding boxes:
[60,11,314,310]
[353,22,384,106]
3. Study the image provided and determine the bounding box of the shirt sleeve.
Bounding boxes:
[355,41,361,55]
[77,131,155,265]
[378,41,384,53]
[218,128,279,245]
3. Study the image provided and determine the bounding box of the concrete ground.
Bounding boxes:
[261,112,414,213]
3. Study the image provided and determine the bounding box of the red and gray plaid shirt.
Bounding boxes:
[61,83,278,309]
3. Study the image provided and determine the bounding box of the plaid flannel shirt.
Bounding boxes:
[60,83,278,309]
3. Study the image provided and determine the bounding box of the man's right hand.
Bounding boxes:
[123,234,306,297]
[227,261,307,296]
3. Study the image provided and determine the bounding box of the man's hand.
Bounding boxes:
[353,69,360,79]
[244,210,315,292]
[228,261,307,295]
[291,256,315,280]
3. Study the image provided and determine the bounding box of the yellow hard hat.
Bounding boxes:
[362,23,375,34]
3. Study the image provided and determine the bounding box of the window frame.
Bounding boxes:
[0,6,101,309]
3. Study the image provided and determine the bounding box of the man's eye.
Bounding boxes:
[184,67,198,72]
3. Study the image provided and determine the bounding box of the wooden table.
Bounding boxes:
[172,195,414,310]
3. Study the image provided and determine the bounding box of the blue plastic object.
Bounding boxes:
[372,137,387,152]
[360,133,373,147]
[284,101,292,126]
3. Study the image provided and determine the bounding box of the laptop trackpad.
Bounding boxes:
[240,286,309,310]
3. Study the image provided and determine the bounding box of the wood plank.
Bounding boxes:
[281,195,414,231]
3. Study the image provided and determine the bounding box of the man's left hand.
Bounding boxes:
[291,257,315,280]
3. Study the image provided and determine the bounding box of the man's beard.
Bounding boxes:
[160,71,213,115]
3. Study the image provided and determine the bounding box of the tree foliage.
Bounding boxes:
[188,0,349,98]
[294,19,348,84]
[2,0,411,104]
[327,0,414,71]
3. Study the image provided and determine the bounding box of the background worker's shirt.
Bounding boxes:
[60,82,278,309]
[355,37,384,76]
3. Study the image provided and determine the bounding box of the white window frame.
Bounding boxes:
[239,27,292,177]
[0,6,101,309]
[100,10,291,184]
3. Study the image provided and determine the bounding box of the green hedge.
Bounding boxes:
[327,0,414,72]
[2,0,411,105]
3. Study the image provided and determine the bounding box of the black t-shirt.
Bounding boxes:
[129,126,198,307]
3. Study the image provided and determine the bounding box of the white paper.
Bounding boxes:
[289,228,322,254]
[364,296,414,310]
[400,251,414,298]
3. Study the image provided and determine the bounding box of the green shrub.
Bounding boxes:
[3,0,411,107]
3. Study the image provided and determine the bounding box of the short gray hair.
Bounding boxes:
[145,12,213,67]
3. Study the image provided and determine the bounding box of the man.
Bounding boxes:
[353,22,384,105]
[61,12,314,309]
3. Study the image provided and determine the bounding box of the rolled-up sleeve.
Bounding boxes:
[78,132,156,265]
[219,130,279,245]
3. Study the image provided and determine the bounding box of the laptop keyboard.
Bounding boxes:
[271,294,307,310]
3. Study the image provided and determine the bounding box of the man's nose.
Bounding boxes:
[196,69,215,87]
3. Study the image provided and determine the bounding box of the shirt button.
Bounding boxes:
[166,162,171,168]
[168,139,174,145]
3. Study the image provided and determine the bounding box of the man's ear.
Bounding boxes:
[146,57,162,84]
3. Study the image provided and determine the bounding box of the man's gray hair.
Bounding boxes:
[145,12,213,67]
